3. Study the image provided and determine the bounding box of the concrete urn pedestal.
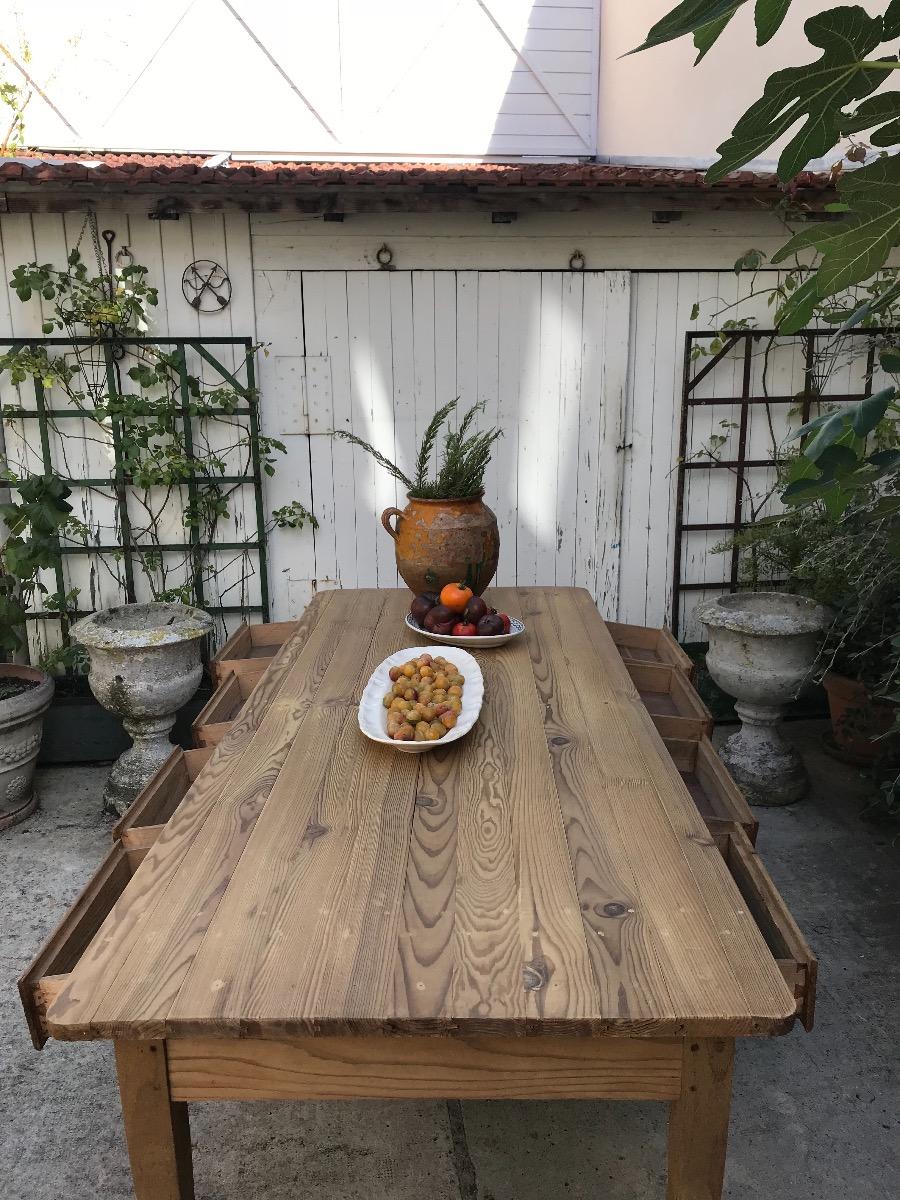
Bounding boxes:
[71,603,213,816]
[698,592,831,806]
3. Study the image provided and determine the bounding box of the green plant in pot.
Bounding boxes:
[0,473,74,829]
[725,387,900,797]
[334,399,503,596]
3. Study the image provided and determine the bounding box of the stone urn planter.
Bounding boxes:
[698,591,831,805]
[71,602,213,815]
[0,664,54,831]
[381,493,499,596]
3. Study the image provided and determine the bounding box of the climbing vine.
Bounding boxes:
[0,234,315,666]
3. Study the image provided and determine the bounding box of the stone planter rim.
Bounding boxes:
[71,602,213,651]
[697,590,832,638]
[0,663,54,723]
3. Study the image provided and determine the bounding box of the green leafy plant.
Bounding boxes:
[637,0,900,333]
[1,242,316,663]
[721,397,900,812]
[334,399,503,499]
[0,473,75,656]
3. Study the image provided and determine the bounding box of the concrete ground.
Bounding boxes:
[2,720,898,1200]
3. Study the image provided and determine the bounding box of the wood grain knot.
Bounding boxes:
[550,735,570,747]
[301,820,330,847]
[415,794,436,808]
[523,957,551,992]
[600,902,628,918]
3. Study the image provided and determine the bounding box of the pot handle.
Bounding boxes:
[381,507,404,540]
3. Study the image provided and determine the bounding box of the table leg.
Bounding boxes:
[114,1040,194,1200]
[666,1038,734,1200]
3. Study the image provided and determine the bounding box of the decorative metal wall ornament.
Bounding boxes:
[181,260,232,311]
[569,249,586,271]
[375,243,395,270]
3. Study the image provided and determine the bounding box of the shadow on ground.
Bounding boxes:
[1,722,897,1199]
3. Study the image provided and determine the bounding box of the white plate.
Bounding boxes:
[358,645,484,753]
[404,613,526,648]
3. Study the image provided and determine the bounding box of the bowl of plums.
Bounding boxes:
[358,647,484,752]
[404,584,525,648]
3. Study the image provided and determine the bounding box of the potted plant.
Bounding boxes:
[724,393,900,772]
[0,474,73,828]
[335,399,502,595]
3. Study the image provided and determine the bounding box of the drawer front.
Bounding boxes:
[113,746,213,846]
[627,661,714,741]
[607,620,695,681]
[716,823,817,1031]
[192,669,266,746]
[210,620,299,685]
[664,736,758,843]
[19,841,134,1048]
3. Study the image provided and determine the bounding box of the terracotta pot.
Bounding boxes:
[381,493,499,596]
[822,672,897,765]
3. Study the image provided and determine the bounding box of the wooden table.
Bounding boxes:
[43,587,800,1199]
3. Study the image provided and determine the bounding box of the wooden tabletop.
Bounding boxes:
[48,587,796,1042]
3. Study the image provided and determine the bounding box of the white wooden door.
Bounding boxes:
[256,269,631,619]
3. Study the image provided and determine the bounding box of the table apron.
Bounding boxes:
[165,1035,684,1102]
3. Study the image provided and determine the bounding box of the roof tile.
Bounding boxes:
[0,149,835,194]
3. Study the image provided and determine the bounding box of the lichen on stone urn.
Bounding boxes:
[71,602,213,816]
[698,591,831,806]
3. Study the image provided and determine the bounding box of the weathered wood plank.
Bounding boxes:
[167,592,415,1034]
[565,588,796,1031]
[86,592,387,1039]
[511,588,678,1026]
[48,591,340,1038]
[167,1035,683,1102]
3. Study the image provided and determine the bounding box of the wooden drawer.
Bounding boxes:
[712,822,817,1032]
[608,620,695,682]
[21,747,216,1049]
[210,620,298,686]
[113,745,213,856]
[664,736,758,843]
[19,840,135,1049]
[192,670,264,747]
[627,662,714,741]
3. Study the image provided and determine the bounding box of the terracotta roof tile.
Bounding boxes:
[0,149,834,193]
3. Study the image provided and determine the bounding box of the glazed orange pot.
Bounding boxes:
[381,494,499,596]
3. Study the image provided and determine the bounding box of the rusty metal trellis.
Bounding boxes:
[672,327,882,639]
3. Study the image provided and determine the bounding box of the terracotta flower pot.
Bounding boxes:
[822,672,897,765]
[381,493,499,596]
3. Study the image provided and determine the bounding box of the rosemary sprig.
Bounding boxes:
[414,399,457,489]
[333,429,414,490]
[332,399,502,500]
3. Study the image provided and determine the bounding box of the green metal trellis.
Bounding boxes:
[0,335,270,646]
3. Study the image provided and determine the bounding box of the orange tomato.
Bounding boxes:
[439,582,474,613]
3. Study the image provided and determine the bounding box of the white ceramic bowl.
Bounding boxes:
[358,645,484,753]
[404,613,526,649]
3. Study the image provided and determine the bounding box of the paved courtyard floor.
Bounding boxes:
[2,720,897,1199]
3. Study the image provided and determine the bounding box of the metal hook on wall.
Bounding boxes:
[569,249,586,271]
[376,243,395,270]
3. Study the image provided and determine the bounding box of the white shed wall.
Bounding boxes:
[0,205,811,641]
